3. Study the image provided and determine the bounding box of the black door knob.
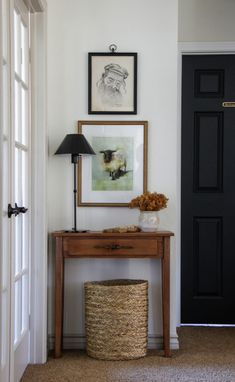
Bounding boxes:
[8,203,28,218]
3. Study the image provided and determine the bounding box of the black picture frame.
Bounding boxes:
[88,52,137,115]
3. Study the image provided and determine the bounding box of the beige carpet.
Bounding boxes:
[21,327,235,382]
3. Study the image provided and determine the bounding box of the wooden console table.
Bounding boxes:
[52,230,174,358]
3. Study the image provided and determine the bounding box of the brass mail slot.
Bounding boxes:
[222,102,235,108]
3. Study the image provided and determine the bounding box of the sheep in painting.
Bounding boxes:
[99,149,127,180]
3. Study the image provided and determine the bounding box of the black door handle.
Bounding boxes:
[8,203,28,218]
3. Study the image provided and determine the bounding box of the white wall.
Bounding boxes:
[47,0,179,346]
[179,0,235,42]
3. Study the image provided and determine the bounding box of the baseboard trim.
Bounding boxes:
[48,334,179,351]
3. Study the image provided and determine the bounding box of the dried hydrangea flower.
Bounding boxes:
[128,191,168,211]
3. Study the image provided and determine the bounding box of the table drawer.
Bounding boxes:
[63,237,163,258]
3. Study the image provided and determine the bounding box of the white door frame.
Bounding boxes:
[177,42,235,326]
[29,0,48,364]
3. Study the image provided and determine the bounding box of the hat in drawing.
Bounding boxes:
[104,63,128,79]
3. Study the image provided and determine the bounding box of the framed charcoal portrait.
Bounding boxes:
[88,53,137,114]
[78,121,148,206]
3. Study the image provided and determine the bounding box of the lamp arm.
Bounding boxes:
[73,161,77,232]
[71,154,79,232]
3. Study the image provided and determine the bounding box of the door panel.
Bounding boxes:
[194,112,223,191]
[11,1,30,380]
[1,0,11,380]
[1,0,30,381]
[181,55,235,324]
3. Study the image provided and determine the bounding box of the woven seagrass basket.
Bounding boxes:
[84,279,148,360]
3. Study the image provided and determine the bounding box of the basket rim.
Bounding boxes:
[84,279,148,288]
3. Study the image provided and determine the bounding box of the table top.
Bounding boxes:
[52,230,174,238]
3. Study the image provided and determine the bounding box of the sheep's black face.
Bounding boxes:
[100,150,116,163]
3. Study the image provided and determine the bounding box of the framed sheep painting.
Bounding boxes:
[77,120,148,206]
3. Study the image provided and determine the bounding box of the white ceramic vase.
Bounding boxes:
[138,211,160,232]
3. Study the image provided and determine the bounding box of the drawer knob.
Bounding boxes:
[94,244,133,250]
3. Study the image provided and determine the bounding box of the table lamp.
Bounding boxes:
[55,133,96,232]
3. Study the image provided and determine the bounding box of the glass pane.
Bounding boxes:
[21,87,28,145]
[14,147,23,205]
[21,22,27,84]
[22,214,28,271]
[22,274,28,332]
[15,214,23,276]
[22,151,28,270]
[2,141,9,289]
[14,279,22,344]
[3,64,9,136]
[1,292,8,366]
[22,150,28,206]
[2,0,7,60]
[14,80,21,142]
[14,148,23,275]
[14,10,20,75]
[1,223,9,290]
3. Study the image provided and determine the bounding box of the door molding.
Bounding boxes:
[179,42,235,54]
[30,3,47,363]
[177,41,235,326]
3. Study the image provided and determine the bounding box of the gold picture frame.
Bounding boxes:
[78,120,148,207]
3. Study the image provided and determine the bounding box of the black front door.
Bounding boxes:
[181,55,235,324]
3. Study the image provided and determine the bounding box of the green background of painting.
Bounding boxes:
[92,137,133,191]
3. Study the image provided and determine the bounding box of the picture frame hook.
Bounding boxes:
[109,44,117,53]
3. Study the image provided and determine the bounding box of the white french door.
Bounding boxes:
[0,0,11,380]
[1,0,31,381]
[11,1,30,380]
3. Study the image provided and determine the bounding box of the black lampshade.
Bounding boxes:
[55,134,95,155]
[54,133,95,232]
